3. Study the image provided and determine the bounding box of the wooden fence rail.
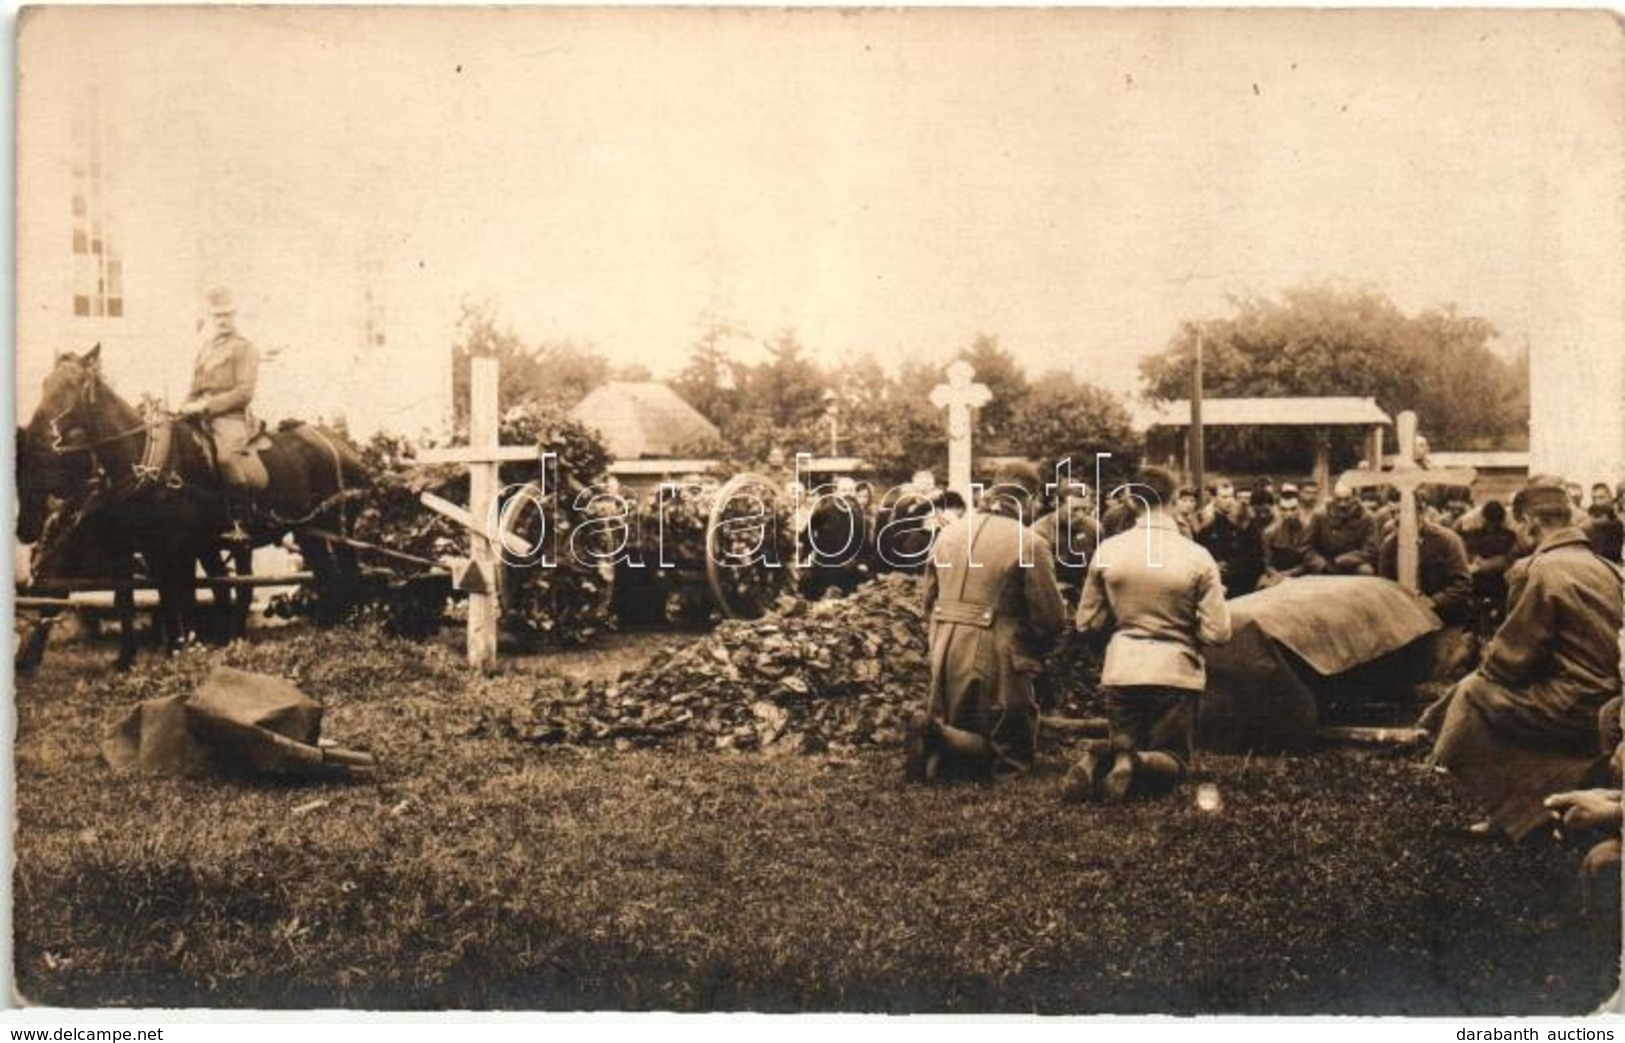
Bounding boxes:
[16,572,318,594]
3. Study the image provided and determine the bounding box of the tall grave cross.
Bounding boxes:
[930,360,991,504]
[416,356,540,673]
[1339,410,1476,593]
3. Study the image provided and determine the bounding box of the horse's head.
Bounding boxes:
[27,343,104,450]
[15,425,85,544]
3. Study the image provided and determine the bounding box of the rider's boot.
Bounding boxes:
[221,488,252,545]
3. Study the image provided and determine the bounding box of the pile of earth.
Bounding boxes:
[501,573,1103,754]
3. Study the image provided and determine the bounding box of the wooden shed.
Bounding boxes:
[1135,396,1393,493]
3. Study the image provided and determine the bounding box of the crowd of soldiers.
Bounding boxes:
[1068,472,1625,637]
[881,454,1623,953]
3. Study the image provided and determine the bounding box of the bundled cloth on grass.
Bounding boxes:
[1198,576,1442,751]
[102,666,374,779]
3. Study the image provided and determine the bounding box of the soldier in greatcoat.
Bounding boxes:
[1420,481,1625,840]
[905,461,1066,783]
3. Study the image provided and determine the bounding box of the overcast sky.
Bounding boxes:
[18,7,1624,401]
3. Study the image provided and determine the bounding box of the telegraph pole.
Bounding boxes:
[1189,324,1205,506]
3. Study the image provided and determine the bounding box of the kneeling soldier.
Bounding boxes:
[907,462,1066,783]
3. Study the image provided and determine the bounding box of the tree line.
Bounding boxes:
[1138,284,1529,473]
[450,282,1530,481]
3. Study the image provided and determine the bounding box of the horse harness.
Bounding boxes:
[44,364,366,541]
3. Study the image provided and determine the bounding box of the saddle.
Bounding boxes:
[169,415,274,494]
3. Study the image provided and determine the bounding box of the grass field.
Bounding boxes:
[11,625,1619,1012]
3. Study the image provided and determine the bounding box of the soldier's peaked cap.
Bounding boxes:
[205,287,236,315]
[1514,477,1570,516]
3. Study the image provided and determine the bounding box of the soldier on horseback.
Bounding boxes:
[176,287,268,543]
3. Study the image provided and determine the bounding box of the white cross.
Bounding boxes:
[1339,410,1476,593]
[415,356,540,673]
[930,359,991,504]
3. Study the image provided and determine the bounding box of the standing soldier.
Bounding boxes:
[177,287,266,543]
[1066,466,1232,804]
[906,461,1066,783]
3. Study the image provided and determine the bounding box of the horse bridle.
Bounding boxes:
[44,364,182,491]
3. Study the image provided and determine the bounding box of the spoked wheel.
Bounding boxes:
[704,471,798,620]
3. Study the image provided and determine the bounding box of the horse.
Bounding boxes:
[22,345,374,664]
[15,425,143,671]
[16,488,261,672]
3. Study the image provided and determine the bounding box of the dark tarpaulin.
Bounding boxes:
[1198,577,1442,751]
[102,666,373,779]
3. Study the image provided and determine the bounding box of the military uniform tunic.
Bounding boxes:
[922,506,1066,776]
[188,331,265,490]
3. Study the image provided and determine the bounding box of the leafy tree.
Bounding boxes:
[450,300,609,426]
[1007,371,1141,487]
[956,334,1029,452]
[1138,284,1529,471]
[833,353,946,481]
[671,311,748,430]
[720,328,831,463]
[531,340,609,410]
[742,329,829,430]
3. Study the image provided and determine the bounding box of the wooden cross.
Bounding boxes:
[1338,410,1476,593]
[929,359,991,504]
[415,356,540,673]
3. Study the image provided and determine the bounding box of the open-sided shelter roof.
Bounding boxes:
[569,381,720,460]
[1134,396,1392,431]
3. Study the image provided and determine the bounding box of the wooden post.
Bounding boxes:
[416,358,552,672]
[466,357,500,673]
[930,360,992,505]
[1340,410,1476,593]
[1312,427,1331,498]
[1391,412,1421,594]
[1190,326,1205,504]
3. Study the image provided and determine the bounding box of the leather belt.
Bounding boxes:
[932,599,996,628]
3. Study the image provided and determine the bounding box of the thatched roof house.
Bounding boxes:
[569,381,720,459]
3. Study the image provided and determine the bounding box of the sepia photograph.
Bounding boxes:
[9,4,1625,1018]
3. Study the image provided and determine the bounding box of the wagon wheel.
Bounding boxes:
[705,471,797,620]
[496,478,618,623]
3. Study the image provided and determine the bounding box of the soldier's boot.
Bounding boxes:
[935,721,993,760]
[989,753,1032,786]
[1132,751,1186,799]
[220,487,253,545]
[1060,740,1114,804]
[1101,749,1140,805]
[903,712,936,784]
